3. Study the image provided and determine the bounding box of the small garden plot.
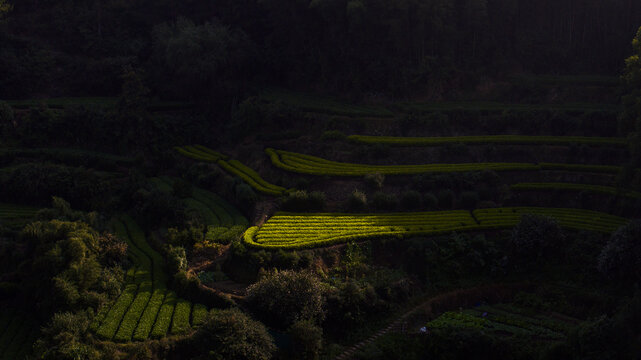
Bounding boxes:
[174,146,289,195]
[427,303,579,341]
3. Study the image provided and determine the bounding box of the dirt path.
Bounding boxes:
[334,282,531,360]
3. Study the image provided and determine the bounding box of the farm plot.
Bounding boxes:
[0,203,39,229]
[244,207,628,249]
[427,303,578,341]
[266,148,621,176]
[347,134,627,147]
[174,146,289,196]
[150,177,248,227]
[93,216,208,342]
[511,182,641,200]
[0,309,39,360]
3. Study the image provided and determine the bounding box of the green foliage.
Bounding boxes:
[244,208,627,249]
[281,190,326,212]
[346,190,368,211]
[188,308,276,360]
[246,270,325,329]
[597,221,641,281]
[348,134,626,147]
[510,214,565,259]
[170,298,192,335]
[364,173,385,190]
[267,148,619,176]
[288,320,323,360]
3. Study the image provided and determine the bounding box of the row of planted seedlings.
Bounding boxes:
[243,207,628,249]
[265,148,621,176]
[174,145,289,196]
[93,216,208,342]
[150,177,249,227]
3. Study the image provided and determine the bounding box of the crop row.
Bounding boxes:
[511,182,641,200]
[93,217,208,342]
[266,148,621,176]
[175,146,289,196]
[243,207,628,249]
[0,310,38,360]
[347,134,627,147]
[151,177,248,227]
[0,203,38,219]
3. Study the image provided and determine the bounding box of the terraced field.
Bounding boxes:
[266,148,621,176]
[0,203,39,229]
[347,134,627,147]
[0,310,38,360]
[174,146,289,196]
[244,207,628,249]
[92,216,207,341]
[150,177,248,227]
[511,182,641,200]
[427,303,578,340]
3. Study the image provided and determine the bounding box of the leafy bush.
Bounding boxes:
[511,214,565,260]
[364,173,385,189]
[400,190,422,210]
[597,221,641,281]
[281,190,326,212]
[245,270,325,329]
[370,192,398,211]
[288,320,323,360]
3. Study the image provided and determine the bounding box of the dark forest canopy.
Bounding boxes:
[1,0,641,99]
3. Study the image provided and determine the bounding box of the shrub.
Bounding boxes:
[459,191,479,209]
[370,192,398,211]
[346,190,367,211]
[364,173,385,190]
[400,190,422,210]
[245,270,325,329]
[321,130,346,141]
[188,308,276,360]
[288,320,323,360]
[511,214,565,260]
[423,193,438,209]
[597,221,641,281]
[281,190,326,212]
[436,189,454,209]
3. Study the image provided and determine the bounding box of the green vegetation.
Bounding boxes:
[260,89,394,117]
[175,145,289,195]
[244,208,627,249]
[93,217,207,341]
[348,134,627,147]
[399,101,621,113]
[511,182,641,199]
[0,310,38,360]
[266,148,621,176]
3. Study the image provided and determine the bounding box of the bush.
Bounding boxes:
[597,221,641,281]
[346,190,367,211]
[400,190,422,210]
[511,214,565,260]
[187,308,276,360]
[459,191,479,209]
[423,193,438,209]
[288,320,323,360]
[245,270,325,329]
[364,173,385,190]
[370,192,398,211]
[281,190,326,212]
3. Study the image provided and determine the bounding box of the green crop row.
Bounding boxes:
[266,148,621,176]
[174,146,289,196]
[191,304,209,326]
[0,203,38,219]
[152,176,248,227]
[94,217,208,342]
[511,182,641,200]
[244,207,628,249]
[170,299,192,335]
[347,134,627,147]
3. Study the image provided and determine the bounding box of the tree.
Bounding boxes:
[245,270,325,329]
[597,221,641,282]
[189,308,276,360]
[511,214,564,260]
